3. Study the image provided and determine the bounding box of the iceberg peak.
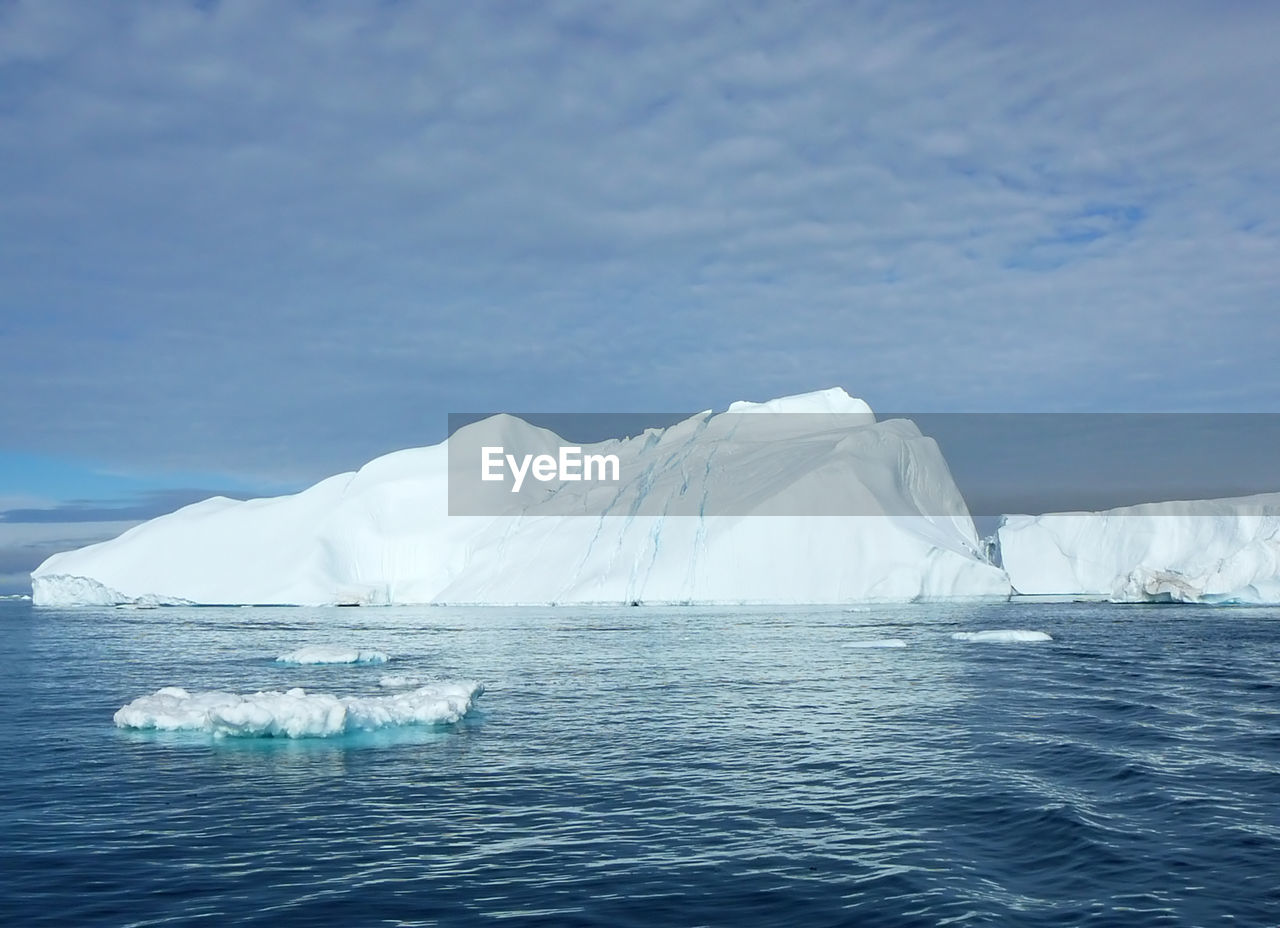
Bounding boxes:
[725,387,873,417]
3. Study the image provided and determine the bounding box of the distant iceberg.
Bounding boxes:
[276,646,389,665]
[951,630,1052,643]
[31,389,1009,606]
[999,494,1280,603]
[114,682,483,737]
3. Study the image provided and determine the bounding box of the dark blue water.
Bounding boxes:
[2,600,1278,927]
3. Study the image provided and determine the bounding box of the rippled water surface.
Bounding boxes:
[2,600,1279,926]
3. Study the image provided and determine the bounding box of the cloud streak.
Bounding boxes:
[0,519,141,594]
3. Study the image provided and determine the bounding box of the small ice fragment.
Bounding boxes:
[275,645,389,665]
[951,629,1052,643]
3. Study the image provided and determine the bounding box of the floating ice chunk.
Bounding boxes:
[114,682,483,737]
[951,629,1052,643]
[842,638,908,648]
[378,674,421,688]
[275,646,389,665]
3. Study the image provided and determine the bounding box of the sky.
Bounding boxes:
[2,1,1279,588]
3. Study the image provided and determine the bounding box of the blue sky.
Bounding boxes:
[1,0,1279,585]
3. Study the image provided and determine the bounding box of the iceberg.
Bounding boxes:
[276,646,389,665]
[33,389,1010,606]
[114,682,483,737]
[999,494,1280,603]
[951,630,1052,643]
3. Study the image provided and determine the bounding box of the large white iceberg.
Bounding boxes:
[998,494,1280,603]
[33,389,1010,606]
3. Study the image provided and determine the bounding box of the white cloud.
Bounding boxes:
[0,1,1277,483]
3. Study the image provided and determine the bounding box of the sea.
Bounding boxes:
[1,598,1277,927]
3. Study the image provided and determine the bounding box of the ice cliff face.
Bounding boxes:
[998,495,1280,603]
[32,389,1010,606]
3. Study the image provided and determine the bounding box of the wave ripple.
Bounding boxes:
[3,600,1278,927]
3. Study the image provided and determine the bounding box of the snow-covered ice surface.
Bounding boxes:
[275,646,389,665]
[113,682,483,737]
[32,389,1009,606]
[999,494,1280,603]
[378,675,420,688]
[951,630,1053,643]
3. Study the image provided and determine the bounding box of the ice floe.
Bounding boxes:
[114,682,483,737]
[275,646,389,665]
[951,629,1052,643]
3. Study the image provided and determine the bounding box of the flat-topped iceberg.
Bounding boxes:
[999,494,1280,603]
[33,389,1010,606]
